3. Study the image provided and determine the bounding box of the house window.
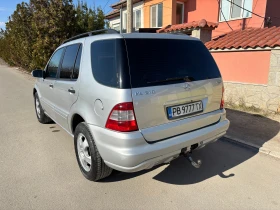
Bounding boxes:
[134,9,142,30]
[176,2,184,24]
[219,0,253,21]
[123,9,142,32]
[150,3,163,27]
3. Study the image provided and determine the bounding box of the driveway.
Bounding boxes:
[0,64,280,210]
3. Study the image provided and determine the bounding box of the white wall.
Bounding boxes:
[108,1,144,32]
[109,16,120,29]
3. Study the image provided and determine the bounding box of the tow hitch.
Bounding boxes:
[181,144,202,169]
[184,153,202,168]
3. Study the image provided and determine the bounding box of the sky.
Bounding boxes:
[0,0,115,29]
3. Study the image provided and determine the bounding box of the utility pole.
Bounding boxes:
[127,0,133,33]
[120,5,123,33]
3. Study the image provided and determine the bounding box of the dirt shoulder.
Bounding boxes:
[0,58,35,82]
[0,58,8,66]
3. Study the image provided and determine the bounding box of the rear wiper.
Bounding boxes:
[147,76,194,84]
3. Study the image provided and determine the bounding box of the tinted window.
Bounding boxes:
[125,39,221,88]
[46,48,64,78]
[73,45,82,80]
[60,44,80,79]
[91,39,130,88]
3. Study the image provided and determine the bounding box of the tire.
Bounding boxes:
[74,122,112,181]
[34,92,52,124]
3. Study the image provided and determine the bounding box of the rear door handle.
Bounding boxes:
[68,89,75,94]
[49,84,54,88]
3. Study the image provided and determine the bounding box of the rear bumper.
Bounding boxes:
[88,112,229,173]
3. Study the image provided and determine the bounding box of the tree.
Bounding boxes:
[30,0,76,69]
[0,2,33,68]
[95,8,105,30]
[0,0,107,71]
[75,1,106,33]
[75,0,89,34]
[0,29,10,64]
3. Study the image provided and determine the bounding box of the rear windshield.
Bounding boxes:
[125,38,221,88]
[90,38,221,89]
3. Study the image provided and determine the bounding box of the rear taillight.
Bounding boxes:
[220,86,225,109]
[105,102,138,132]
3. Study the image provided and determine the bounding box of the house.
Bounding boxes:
[105,0,144,32]
[105,0,280,112]
[105,0,187,32]
[106,0,280,36]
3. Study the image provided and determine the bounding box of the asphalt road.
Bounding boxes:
[0,64,280,210]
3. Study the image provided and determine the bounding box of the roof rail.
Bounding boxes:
[62,29,119,44]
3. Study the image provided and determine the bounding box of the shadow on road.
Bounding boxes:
[101,140,247,185]
[101,110,280,185]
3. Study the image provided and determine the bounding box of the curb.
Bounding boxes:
[223,135,280,159]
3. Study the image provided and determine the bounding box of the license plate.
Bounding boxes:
[167,101,203,119]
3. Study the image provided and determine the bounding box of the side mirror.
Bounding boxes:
[31,69,45,78]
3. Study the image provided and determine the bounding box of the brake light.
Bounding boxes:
[105,102,138,132]
[220,85,225,109]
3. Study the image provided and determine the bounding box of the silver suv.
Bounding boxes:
[32,29,230,181]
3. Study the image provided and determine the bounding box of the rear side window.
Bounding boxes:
[125,39,221,88]
[46,48,64,78]
[60,44,80,79]
[91,39,130,88]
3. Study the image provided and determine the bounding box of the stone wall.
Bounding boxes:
[223,49,280,113]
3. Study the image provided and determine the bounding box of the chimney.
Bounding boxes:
[191,19,216,43]
[157,19,218,42]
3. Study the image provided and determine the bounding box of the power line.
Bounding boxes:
[217,0,233,31]
[103,0,112,12]
[260,18,265,28]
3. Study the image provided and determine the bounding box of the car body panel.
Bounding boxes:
[67,37,133,131]
[37,78,56,120]
[53,79,80,131]
[88,112,229,171]
[131,78,223,142]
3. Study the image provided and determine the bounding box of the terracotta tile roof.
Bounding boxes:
[110,0,143,9]
[206,27,280,50]
[105,9,119,19]
[106,0,143,18]
[110,0,126,7]
[157,19,218,33]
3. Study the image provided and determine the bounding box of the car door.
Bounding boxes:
[38,48,64,120]
[53,43,83,131]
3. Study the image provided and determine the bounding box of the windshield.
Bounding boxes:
[125,38,221,88]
